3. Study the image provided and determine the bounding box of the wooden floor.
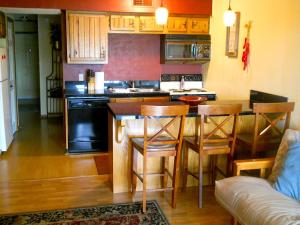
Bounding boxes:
[0,176,231,225]
[0,111,99,181]
[0,110,231,224]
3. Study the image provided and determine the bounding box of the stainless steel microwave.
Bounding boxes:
[160,35,211,64]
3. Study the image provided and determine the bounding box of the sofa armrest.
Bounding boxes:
[234,158,275,177]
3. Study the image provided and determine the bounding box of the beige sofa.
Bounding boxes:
[215,129,300,225]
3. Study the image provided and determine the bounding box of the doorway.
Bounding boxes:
[13,14,40,113]
[7,17,18,133]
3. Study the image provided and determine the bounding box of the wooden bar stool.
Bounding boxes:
[131,104,189,213]
[236,102,295,158]
[182,104,242,208]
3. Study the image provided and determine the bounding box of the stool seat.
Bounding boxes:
[132,136,177,152]
[184,136,230,153]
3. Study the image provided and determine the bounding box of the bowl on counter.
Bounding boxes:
[178,96,207,106]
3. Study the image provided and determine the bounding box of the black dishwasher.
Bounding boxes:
[68,97,109,153]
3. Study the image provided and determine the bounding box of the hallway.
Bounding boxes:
[0,109,100,181]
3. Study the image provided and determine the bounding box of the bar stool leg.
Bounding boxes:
[172,153,180,208]
[211,155,217,185]
[226,153,233,177]
[131,146,137,197]
[182,143,189,192]
[142,154,147,213]
[198,152,203,208]
[161,157,169,196]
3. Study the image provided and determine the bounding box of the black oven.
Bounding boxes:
[67,97,109,153]
[171,94,216,101]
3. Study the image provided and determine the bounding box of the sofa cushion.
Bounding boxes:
[215,176,300,225]
[273,141,300,201]
[268,129,300,184]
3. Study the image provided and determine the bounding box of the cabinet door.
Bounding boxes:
[110,98,143,103]
[139,16,164,33]
[67,13,108,64]
[110,15,137,32]
[167,17,188,33]
[187,18,209,34]
[143,96,170,102]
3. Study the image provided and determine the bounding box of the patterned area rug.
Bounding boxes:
[0,201,169,225]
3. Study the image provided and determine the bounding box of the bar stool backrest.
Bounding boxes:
[251,102,295,155]
[141,104,189,152]
[197,104,242,154]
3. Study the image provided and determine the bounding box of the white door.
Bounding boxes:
[7,18,18,133]
[0,80,13,152]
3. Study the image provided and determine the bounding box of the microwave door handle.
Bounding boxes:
[192,44,197,58]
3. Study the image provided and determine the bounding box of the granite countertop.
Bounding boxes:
[64,80,169,98]
[64,89,170,98]
[108,100,253,120]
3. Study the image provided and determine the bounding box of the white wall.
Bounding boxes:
[38,15,60,116]
[206,0,300,129]
[0,39,6,48]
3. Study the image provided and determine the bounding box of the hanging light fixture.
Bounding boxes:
[155,0,169,25]
[223,0,236,27]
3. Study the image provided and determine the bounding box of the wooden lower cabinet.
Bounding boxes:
[143,96,170,102]
[109,96,170,103]
[111,97,143,103]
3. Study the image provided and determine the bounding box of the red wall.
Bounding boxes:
[63,34,201,81]
[0,0,212,15]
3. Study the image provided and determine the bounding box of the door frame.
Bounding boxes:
[6,16,19,132]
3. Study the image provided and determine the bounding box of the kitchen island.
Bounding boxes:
[107,100,253,193]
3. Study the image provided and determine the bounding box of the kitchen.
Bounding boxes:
[0,0,300,224]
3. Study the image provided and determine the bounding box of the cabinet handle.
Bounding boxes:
[192,21,197,28]
[100,46,105,58]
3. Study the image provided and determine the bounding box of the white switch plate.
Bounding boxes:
[78,73,84,81]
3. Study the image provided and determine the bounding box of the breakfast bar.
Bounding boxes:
[107,100,253,193]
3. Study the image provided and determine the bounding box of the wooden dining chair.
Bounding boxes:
[236,102,295,158]
[131,104,189,213]
[182,104,242,208]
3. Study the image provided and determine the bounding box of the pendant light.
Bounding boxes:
[155,0,169,25]
[224,0,236,27]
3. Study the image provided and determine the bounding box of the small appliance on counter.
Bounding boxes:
[160,74,216,101]
[95,71,105,92]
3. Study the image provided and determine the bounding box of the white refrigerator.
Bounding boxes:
[0,48,13,153]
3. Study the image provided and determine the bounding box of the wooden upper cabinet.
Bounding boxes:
[187,18,209,34]
[107,14,210,34]
[67,12,109,64]
[167,17,188,33]
[139,16,164,32]
[110,15,137,32]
